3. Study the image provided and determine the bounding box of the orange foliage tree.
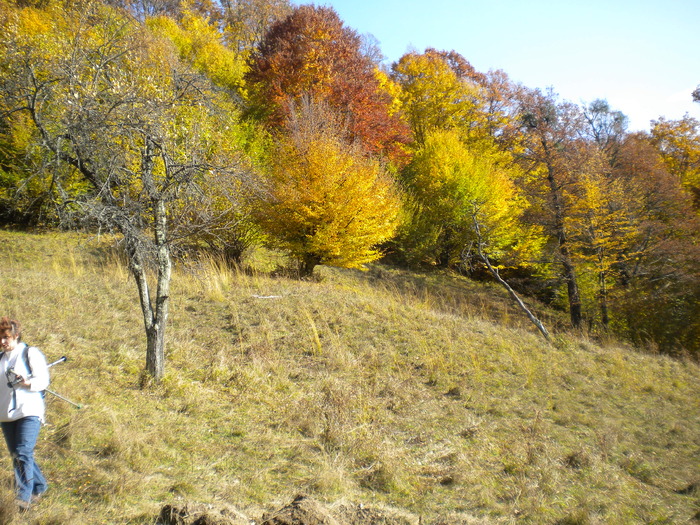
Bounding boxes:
[245,4,409,163]
[607,134,700,352]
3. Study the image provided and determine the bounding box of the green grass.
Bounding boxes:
[0,229,698,524]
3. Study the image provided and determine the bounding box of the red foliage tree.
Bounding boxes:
[246,4,410,163]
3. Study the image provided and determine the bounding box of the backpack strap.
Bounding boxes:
[20,343,45,399]
[23,344,33,376]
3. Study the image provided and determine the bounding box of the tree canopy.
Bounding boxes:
[246,4,410,163]
[254,99,402,277]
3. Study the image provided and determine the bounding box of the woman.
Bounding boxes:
[0,317,49,510]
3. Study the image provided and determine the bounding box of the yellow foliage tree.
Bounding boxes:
[399,129,541,268]
[392,49,482,146]
[256,99,402,276]
[650,116,700,209]
[147,9,248,92]
[566,154,636,327]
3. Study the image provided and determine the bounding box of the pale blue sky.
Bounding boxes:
[294,0,700,131]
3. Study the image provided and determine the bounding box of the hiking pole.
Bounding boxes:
[7,354,83,408]
[45,356,83,409]
[7,356,69,387]
[44,388,83,409]
[47,356,67,369]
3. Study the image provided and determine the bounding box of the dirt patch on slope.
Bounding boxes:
[158,494,424,525]
[158,502,251,525]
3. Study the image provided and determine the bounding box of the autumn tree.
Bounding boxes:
[246,4,409,162]
[605,134,700,354]
[391,48,525,152]
[0,0,254,379]
[479,68,526,150]
[391,49,491,146]
[398,129,538,269]
[560,99,630,328]
[219,0,292,56]
[147,8,248,92]
[583,99,628,169]
[102,0,222,22]
[392,49,480,146]
[0,110,79,226]
[254,98,402,277]
[650,116,700,209]
[515,88,589,329]
[566,152,634,328]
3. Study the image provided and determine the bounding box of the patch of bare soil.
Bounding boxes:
[331,501,417,525]
[158,502,251,525]
[157,494,423,525]
[260,494,341,525]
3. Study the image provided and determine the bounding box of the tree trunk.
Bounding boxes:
[130,139,171,381]
[599,270,609,328]
[546,163,582,328]
[561,249,583,328]
[126,231,168,382]
[149,197,171,380]
[299,254,320,278]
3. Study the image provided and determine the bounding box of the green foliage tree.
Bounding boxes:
[254,99,402,277]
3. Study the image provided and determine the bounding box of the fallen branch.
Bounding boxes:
[470,212,551,341]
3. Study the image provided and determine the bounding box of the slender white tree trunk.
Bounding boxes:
[471,211,551,341]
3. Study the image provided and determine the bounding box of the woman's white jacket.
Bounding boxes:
[0,343,49,423]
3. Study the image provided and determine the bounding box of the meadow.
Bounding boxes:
[0,230,697,524]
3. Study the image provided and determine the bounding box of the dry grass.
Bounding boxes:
[0,230,698,524]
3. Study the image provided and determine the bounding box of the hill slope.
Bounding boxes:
[0,230,698,524]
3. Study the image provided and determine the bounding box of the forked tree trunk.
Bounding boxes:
[127,218,170,381]
[127,178,171,381]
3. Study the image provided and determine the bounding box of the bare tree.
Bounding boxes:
[0,1,252,380]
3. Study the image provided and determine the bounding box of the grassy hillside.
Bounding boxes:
[0,230,698,524]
